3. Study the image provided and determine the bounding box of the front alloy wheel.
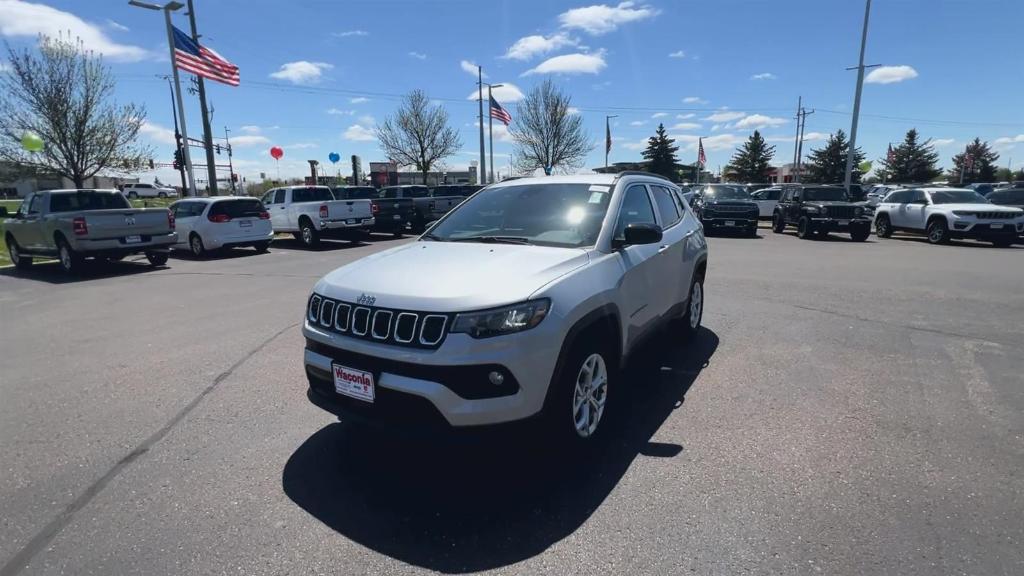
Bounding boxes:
[190,234,205,257]
[797,216,814,239]
[926,219,949,245]
[772,213,786,233]
[572,353,608,439]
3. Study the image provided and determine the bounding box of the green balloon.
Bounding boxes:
[21,132,44,153]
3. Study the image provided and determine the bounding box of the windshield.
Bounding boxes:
[291,187,335,203]
[49,191,131,212]
[929,190,989,204]
[703,186,750,200]
[209,199,265,218]
[425,183,611,248]
[802,187,848,201]
[336,187,379,200]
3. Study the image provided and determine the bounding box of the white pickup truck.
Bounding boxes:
[260,185,374,248]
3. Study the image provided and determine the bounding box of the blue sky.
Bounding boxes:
[2,0,1023,184]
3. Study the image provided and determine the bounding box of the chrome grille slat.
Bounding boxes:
[334,303,351,332]
[371,310,393,340]
[352,307,370,336]
[307,296,449,349]
[319,299,335,327]
[394,312,418,343]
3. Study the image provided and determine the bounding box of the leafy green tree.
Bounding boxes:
[804,129,866,184]
[947,138,999,183]
[728,130,775,182]
[641,123,679,181]
[994,167,1012,181]
[879,129,941,183]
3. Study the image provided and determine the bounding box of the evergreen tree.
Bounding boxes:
[728,130,775,182]
[947,138,999,183]
[804,129,866,184]
[879,129,941,183]
[641,123,679,181]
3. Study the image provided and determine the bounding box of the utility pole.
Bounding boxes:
[161,75,188,192]
[477,66,486,186]
[186,0,217,196]
[224,126,235,193]
[791,96,802,182]
[796,107,815,182]
[843,0,879,192]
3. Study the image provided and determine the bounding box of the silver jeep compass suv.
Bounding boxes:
[302,172,709,444]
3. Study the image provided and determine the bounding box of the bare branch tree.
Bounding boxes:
[0,34,152,188]
[375,90,462,185]
[510,79,593,175]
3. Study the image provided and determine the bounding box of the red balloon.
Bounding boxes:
[270,146,283,160]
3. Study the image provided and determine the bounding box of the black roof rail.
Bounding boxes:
[612,171,672,183]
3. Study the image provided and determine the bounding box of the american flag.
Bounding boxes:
[489,95,512,126]
[697,138,706,167]
[172,26,239,87]
[886,143,895,164]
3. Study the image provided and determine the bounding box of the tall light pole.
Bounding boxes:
[477,66,486,186]
[158,74,187,191]
[843,0,879,192]
[185,0,217,195]
[605,115,618,168]
[483,82,504,184]
[130,1,197,197]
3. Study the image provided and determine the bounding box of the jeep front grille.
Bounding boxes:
[709,205,755,213]
[973,211,1015,220]
[307,294,451,349]
[823,206,856,219]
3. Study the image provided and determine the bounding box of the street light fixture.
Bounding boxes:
[483,82,504,184]
[129,0,196,196]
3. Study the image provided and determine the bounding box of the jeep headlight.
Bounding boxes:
[952,210,973,216]
[806,206,822,214]
[854,206,864,216]
[451,299,550,338]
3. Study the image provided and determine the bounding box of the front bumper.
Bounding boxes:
[202,228,274,250]
[71,232,178,254]
[320,217,375,231]
[302,316,563,428]
[949,220,1024,240]
[809,217,871,231]
[701,216,758,228]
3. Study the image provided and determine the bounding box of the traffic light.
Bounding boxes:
[231,173,238,182]
[173,147,184,170]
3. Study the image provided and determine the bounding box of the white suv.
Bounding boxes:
[302,173,709,445]
[873,187,1024,247]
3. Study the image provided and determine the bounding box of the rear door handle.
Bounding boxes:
[657,245,670,254]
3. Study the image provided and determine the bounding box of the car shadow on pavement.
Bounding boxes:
[282,327,719,574]
[0,258,164,284]
[780,231,876,243]
[168,247,269,261]
[884,235,1022,249]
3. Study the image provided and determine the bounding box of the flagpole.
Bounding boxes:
[695,138,701,186]
[604,115,617,168]
[162,9,197,196]
[488,85,494,184]
[477,66,486,186]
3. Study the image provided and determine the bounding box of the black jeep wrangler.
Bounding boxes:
[772,185,872,241]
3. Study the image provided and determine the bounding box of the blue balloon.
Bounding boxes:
[328,152,340,164]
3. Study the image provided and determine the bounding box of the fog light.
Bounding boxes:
[488,371,505,386]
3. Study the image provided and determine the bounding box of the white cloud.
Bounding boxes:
[629,120,646,126]
[567,107,581,115]
[735,114,787,129]
[286,142,319,150]
[651,112,668,118]
[522,51,606,76]
[230,135,271,147]
[710,124,721,132]
[677,113,695,119]
[239,125,262,134]
[106,19,129,32]
[350,97,370,104]
[994,135,1024,145]
[0,62,11,73]
[502,33,579,61]
[751,72,777,80]
[671,122,702,130]
[683,96,708,105]
[460,60,486,77]
[0,0,149,61]
[765,132,828,144]
[668,50,686,59]
[558,2,660,35]
[333,30,368,37]
[408,51,427,60]
[326,108,354,115]
[622,139,647,151]
[704,111,745,122]
[474,121,515,142]
[358,115,376,126]
[466,83,526,102]
[269,61,333,84]
[670,133,746,152]
[139,121,176,145]
[932,138,956,147]
[343,124,376,141]
[865,65,918,84]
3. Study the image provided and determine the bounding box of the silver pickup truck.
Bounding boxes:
[4,189,178,273]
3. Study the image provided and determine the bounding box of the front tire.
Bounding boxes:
[8,237,33,270]
[254,241,271,253]
[926,218,950,245]
[679,272,704,339]
[797,216,814,239]
[189,233,205,257]
[546,336,614,448]
[157,192,167,199]
[875,214,893,238]
[772,212,786,233]
[127,191,138,199]
[850,225,870,242]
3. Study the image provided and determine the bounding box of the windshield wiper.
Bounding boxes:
[420,232,445,241]
[450,235,533,245]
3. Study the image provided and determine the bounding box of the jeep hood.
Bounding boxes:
[315,241,591,311]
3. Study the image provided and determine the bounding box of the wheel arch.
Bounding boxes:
[542,304,623,412]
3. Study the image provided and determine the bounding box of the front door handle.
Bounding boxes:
[657,245,670,254]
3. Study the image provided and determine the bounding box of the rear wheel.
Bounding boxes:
[926,218,950,245]
[7,237,32,270]
[772,212,786,233]
[299,219,320,248]
[850,225,870,242]
[57,238,83,274]
[875,214,893,238]
[189,233,205,257]
[127,191,138,199]
[254,241,271,253]
[679,272,704,339]
[145,251,168,267]
[797,216,814,239]
[157,192,167,199]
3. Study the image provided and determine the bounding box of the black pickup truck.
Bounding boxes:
[333,186,415,237]
[380,185,468,232]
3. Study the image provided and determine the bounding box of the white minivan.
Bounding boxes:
[169,197,274,256]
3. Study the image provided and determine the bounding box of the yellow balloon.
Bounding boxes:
[21,132,44,153]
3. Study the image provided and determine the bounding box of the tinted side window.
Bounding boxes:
[781,189,794,202]
[888,191,908,203]
[274,189,286,204]
[261,190,274,205]
[767,189,782,200]
[614,185,656,240]
[382,188,397,199]
[652,185,681,227]
[908,190,927,204]
[210,199,264,217]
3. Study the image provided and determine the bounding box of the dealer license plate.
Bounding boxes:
[239,220,252,227]
[991,223,1004,229]
[346,218,358,225]
[125,235,142,244]
[725,220,736,226]
[838,220,850,225]
[333,363,375,402]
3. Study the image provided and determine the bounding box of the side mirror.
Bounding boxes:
[619,222,663,247]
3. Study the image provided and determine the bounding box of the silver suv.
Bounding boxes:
[302,173,709,445]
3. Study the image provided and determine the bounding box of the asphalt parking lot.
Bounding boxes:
[1,229,1022,575]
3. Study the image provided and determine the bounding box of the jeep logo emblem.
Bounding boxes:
[125,216,136,225]
[356,294,376,306]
